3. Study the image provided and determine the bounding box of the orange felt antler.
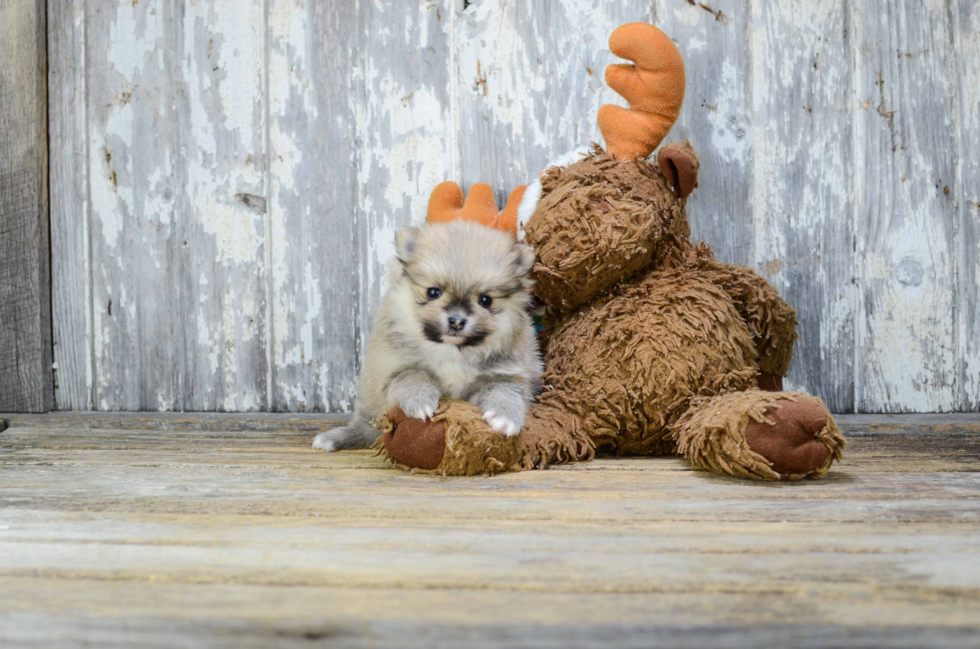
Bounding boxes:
[598,23,686,161]
[426,181,526,240]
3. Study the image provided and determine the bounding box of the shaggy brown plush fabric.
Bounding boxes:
[673,390,845,480]
[376,400,593,476]
[524,146,687,311]
[381,144,842,481]
[694,259,799,377]
[537,262,759,456]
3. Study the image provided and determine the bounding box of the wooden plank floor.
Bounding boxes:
[1,413,979,648]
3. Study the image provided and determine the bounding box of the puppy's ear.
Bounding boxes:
[395,227,420,264]
[512,243,536,276]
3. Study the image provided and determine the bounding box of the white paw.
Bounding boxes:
[312,432,337,451]
[401,398,438,421]
[482,410,522,437]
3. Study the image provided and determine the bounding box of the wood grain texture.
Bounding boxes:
[655,0,754,267]
[43,0,980,413]
[2,609,976,649]
[750,0,856,409]
[0,0,52,413]
[266,0,359,412]
[86,0,182,410]
[0,410,348,432]
[852,0,958,412]
[48,0,92,411]
[1,416,979,647]
[954,0,980,410]
[454,0,653,204]
[175,0,269,411]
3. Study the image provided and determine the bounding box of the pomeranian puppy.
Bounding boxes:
[312,220,543,452]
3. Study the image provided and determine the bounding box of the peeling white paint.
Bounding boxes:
[212,0,264,143]
[91,102,135,249]
[57,0,980,413]
[708,60,750,165]
[456,0,636,177]
[107,2,163,83]
[198,197,263,265]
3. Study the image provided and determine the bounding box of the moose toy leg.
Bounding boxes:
[377,400,593,476]
[672,390,845,480]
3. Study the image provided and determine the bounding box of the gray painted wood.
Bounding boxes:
[266,0,360,412]
[42,0,980,413]
[0,0,52,413]
[750,0,856,410]
[655,0,754,267]
[174,0,269,411]
[48,0,92,411]
[1,410,349,432]
[86,0,182,410]
[852,0,958,412]
[954,0,980,411]
[455,0,652,204]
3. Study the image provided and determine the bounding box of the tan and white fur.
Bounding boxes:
[312,221,542,452]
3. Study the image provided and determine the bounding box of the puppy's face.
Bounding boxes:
[393,221,535,349]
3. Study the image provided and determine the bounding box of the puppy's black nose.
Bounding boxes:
[447,316,467,332]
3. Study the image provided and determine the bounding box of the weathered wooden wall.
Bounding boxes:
[1,0,52,413]
[46,0,979,414]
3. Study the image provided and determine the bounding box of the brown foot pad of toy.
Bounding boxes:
[382,407,446,470]
[756,372,783,392]
[744,396,831,475]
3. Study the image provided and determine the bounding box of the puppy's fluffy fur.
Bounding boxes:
[313,221,543,452]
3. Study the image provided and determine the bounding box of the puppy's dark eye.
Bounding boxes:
[478,294,493,308]
[426,287,442,300]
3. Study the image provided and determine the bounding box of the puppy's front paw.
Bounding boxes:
[481,410,524,437]
[475,387,527,437]
[399,388,440,421]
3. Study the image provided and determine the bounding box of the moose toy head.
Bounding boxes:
[521,23,701,311]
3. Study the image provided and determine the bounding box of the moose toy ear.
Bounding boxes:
[657,140,699,198]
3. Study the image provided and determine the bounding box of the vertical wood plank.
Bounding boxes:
[49,0,92,410]
[43,0,979,414]
[352,1,456,382]
[655,0,753,266]
[267,0,359,412]
[174,0,268,411]
[852,0,958,412]
[87,0,182,410]
[0,0,53,412]
[750,0,856,412]
[455,0,652,203]
[954,0,980,409]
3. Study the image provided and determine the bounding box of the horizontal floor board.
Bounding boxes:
[1,415,978,647]
[4,411,979,434]
[3,593,979,649]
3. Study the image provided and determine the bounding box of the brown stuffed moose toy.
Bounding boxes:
[376,23,845,480]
